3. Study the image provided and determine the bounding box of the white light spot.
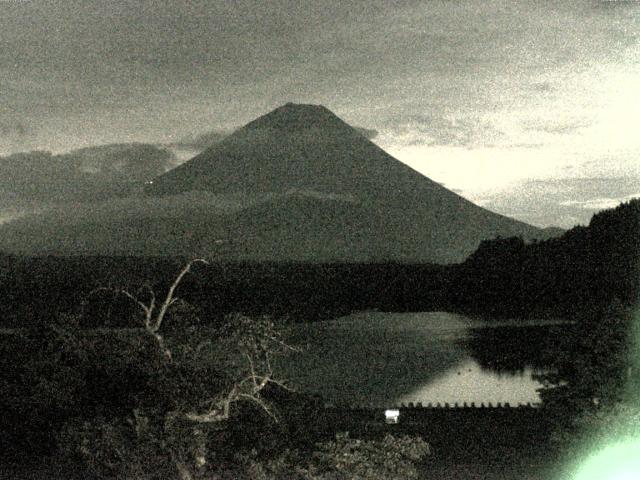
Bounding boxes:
[385,409,400,424]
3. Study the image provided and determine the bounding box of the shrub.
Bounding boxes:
[246,432,431,480]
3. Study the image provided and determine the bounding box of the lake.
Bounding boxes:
[277,311,570,408]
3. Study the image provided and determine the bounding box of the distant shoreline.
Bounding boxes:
[0,313,575,336]
[323,310,575,328]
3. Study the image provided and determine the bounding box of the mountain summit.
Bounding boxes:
[145,102,393,197]
[0,104,559,262]
[242,103,348,132]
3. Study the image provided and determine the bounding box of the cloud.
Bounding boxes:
[170,129,233,150]
[559,194,640,210]
[68,143,177,178]
[0,143,176,203]
[0,110,35,154]
[523,118,589,135]
[530,82,554,93]
[534,124,586,135]
[354,127,378,140]
[382,113,504,148]
[594,0,640,10]
[467,177,640,228]
[0,120,27,137]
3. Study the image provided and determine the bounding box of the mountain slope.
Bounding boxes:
[0,103,558,263]
[143,103,555,263]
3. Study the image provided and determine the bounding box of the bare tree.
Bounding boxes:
[79,259,297,480]
[185,313,297,423]
[116,258,208,361]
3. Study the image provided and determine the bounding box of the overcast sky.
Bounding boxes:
[1,0,639,227]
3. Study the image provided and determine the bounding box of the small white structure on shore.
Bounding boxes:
[385,409,400,424]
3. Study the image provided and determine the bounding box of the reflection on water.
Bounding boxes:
[398,359,543,406]
[463,324,564,374]
[278,311,568,407]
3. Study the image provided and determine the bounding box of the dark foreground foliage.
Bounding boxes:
[1,319,432,478]
[1,264,431,479]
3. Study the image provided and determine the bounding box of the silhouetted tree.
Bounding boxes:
[53,260,298,479]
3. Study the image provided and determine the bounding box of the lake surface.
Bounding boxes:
[277,311,570,407]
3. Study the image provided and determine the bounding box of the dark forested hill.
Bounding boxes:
[449,198,640,319]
